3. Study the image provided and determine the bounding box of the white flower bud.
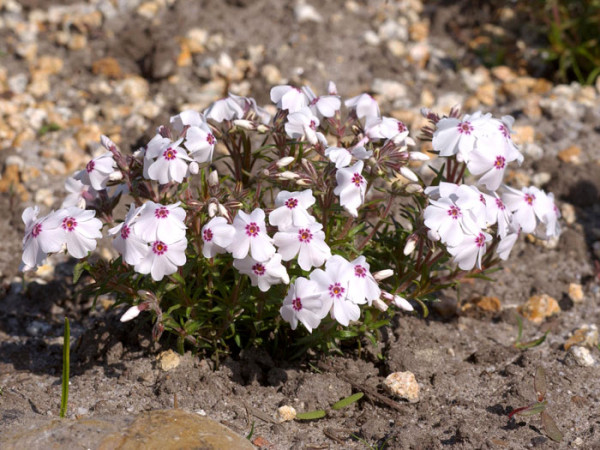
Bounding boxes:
[405,183,423,193]
[218,204,229,217]
[277,171,300,180]
[208,202,218,217]
[233,119,255,130]
[400,166,418,182]
[276,156,295,168]
[373,269,394,281]
[108,170,123,182]
[256,124,269,133]
[302,124,318,145]
[427,229,440,241]
[409,151,430,161]
[295,179,311,186]
[403,238,417,255]
[405,137,416,146]
[188,161,199,175]
[120,305,141,322]
[208,170,219,187]
[372,298,389,312]
[392,295,413,311]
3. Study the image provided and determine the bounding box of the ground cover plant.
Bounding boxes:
[20,83,561,360]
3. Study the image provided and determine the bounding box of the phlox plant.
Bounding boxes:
[20,83,561,359]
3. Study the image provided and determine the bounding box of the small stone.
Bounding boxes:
[261,64,283,85]
[383,371,419,403]
[68,33,87,51]
[364,30,380,46]
[116,76,149,101]
[34,188,55,207]
[294,1,323,23]
[75,124,102,151]
[409,21,429,42]
[157,349,181,371]
[9,73,29,94]
[186,28,208,53]
[92,57,122,79]
[371,79,407,101]
[531,172,551,187]
[566,346,595,367]
[476,83,496,106]
[407,42,429,68]
[276,405,297,422]
[522,143,543,160]
[518,294,560,324]
[568,283,584,303]
[502,77,535,99]
[531,78,553,95]
[573,437,584,447]
[491,66,516,82]
[512,125,535,145]
[177,40,192,67]
[557,145,581,164]
[37,56,64,75]
[137,1,160,19]
[473,296,501,312]
[564,324,598,350]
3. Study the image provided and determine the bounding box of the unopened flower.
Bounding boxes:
[74,152,116,190]
[269,189,316,230]
[233,253,289,292]
[373,269,394,281]
[207,170,219,187]
[135,237,187,281]
[372,298,389,312]
[201,216,235,258]
[135,201,187,243]
[228,208,275,262]
[274,222,331,271]
[276,156,295,168]
[334,160,367,217]
[280,277,325,333]
[21,207,66,270]
[108,203,149,265]
[120,305,141,322]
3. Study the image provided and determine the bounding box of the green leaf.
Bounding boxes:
[541,411,563,442]
[72,261,89,284]
[295,410,327,420]
[515,331,548,350]
[331,392,364,410]
[515,400,547,417]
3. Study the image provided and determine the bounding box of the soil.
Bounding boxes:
[1,1,600,449]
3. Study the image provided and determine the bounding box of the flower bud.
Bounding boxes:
[409,151,430,161]
[405,183,423,193]
[295,178,312,186]
[277,171,299,180]
[328,80,338,95]
[427,229,440,241]
[373,269,394,281]
[208,170,219,187]
[372,298,389,312]
[120,305,141,322]
[218,204,229,217]
[276,156,295,168]
[400,166,418,182]
[108,170,123,182]
[403,236,417,255]
[188,161,199,175]
[302,125,318,145]
[208,202,218,217]
[233,119,256,131]
[256,124,269,133]
[392,295,413,311]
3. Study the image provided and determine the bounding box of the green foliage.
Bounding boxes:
[60,317,70,418]
[514,314,548,349]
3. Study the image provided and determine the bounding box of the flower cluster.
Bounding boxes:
[20,81,560,354]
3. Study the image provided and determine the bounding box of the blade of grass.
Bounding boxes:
[60,317,70,418]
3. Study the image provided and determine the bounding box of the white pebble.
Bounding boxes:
[384,371,419,403]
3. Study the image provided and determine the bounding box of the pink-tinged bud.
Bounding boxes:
[372,298,389,312]
[277,171,299,180]
[409,151,430,161]
[403,236,417,255]
[217,204,228,217]
[373,269,394,281]
[276,156,295,168]
[295,178,312,186]
[208,202,218,217]
[120,305,141,322]
[405,183,423,193]
[233,119,256,130]
[188,161,199,175]
[400,167,418,182]
[381,291,394,301]
[208,170,219,187]
[302,125,319,145]
[256,124,269,133]
[137,290,157,302]
[392,295,413,311]
[328,80,338,95]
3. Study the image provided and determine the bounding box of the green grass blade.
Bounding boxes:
[60,317,70,418]
[331,392,364,410]
[295,410,326,420]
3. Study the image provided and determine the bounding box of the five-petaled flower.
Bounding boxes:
[228,208,276,262]
[280,277,326,333]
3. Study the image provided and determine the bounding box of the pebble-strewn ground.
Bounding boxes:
[1,0,600,448]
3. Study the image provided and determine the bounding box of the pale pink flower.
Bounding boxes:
[269,189,316,230]
[233,253,289,292]
[59,206,103,259]
[365,116,409,143]
[467,135,519,191]
[134,237,187,281]
[201,216,235,258]
[447,231,492,270]
[432,112,490,162]
[184,121,216,165]
[74,152,116,190]
[280,277,324,333]
[274,222,331,271]
[501,185,558,235]
[135,201,187,243]
[203,96,244,122]
[284,107,325,145]
[21,207,66,271]
[346,256,381,306]
[109,203,149,265]
[145,135,191,184]
[302,85,341,118]
[334,160,367,217]
[62,176,98,209]
[228,209,275,262]
[169,110,205,133]
[270,85,308,113]
[345,93,380,119]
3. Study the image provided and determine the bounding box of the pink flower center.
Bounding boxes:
[245,222,259,237]
[475,233,486,248]
[207,133,215,146]
[203,228,213,242]
[495,198,505,210]
[354,265,366,278]
[457,121,473,135]
[328,282,345,299]
[32,223,42,238]
[285,198,298,209]
[120,224,131,240]
[351,173,364,187]
[152,241,168,255]
[447,205,461,219]
[309,120,317,131]
[155,206,169,219]
[252,263,265,276]
[62,217,77,232]
[493,155,506,169]
[298,228,312,243]
[524,193,535,206]
[292,297,302,311]
[397,121,407,133]
[163,147,177,160]
[86,160,95,173]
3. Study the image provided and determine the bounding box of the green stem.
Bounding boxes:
[60,317,70,418]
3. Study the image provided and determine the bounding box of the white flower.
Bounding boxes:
[280,277,325,333]
[447,231,492,270]
[310,255,360,326]
[325,146,372,169]
[62,176,97,209]
[432,112,489,162]
[467,136,515,191]
[345,93,380,119]
[134,237,187,281]
[334,160,366,217]
[273,222,331,271]
[365,116,409,143]
[269,189,316,230]
[201,216,235,258]
[59,207,103,259]
[21,207,66,271]
[233,253,289,292]
[184,121,216,165]
[74,152,116,190]
[302,85,341,117]
[135,201,187,243]
[108,203,149,265]
[203,96,244,122]
[346,256,381,306]
[284,107,324,145]
[145,135,192,184]
[228,208,275,262]
[169,110,205,133]
[270,85,308,113]
[497,226,520,260]
[501,185,558,235]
